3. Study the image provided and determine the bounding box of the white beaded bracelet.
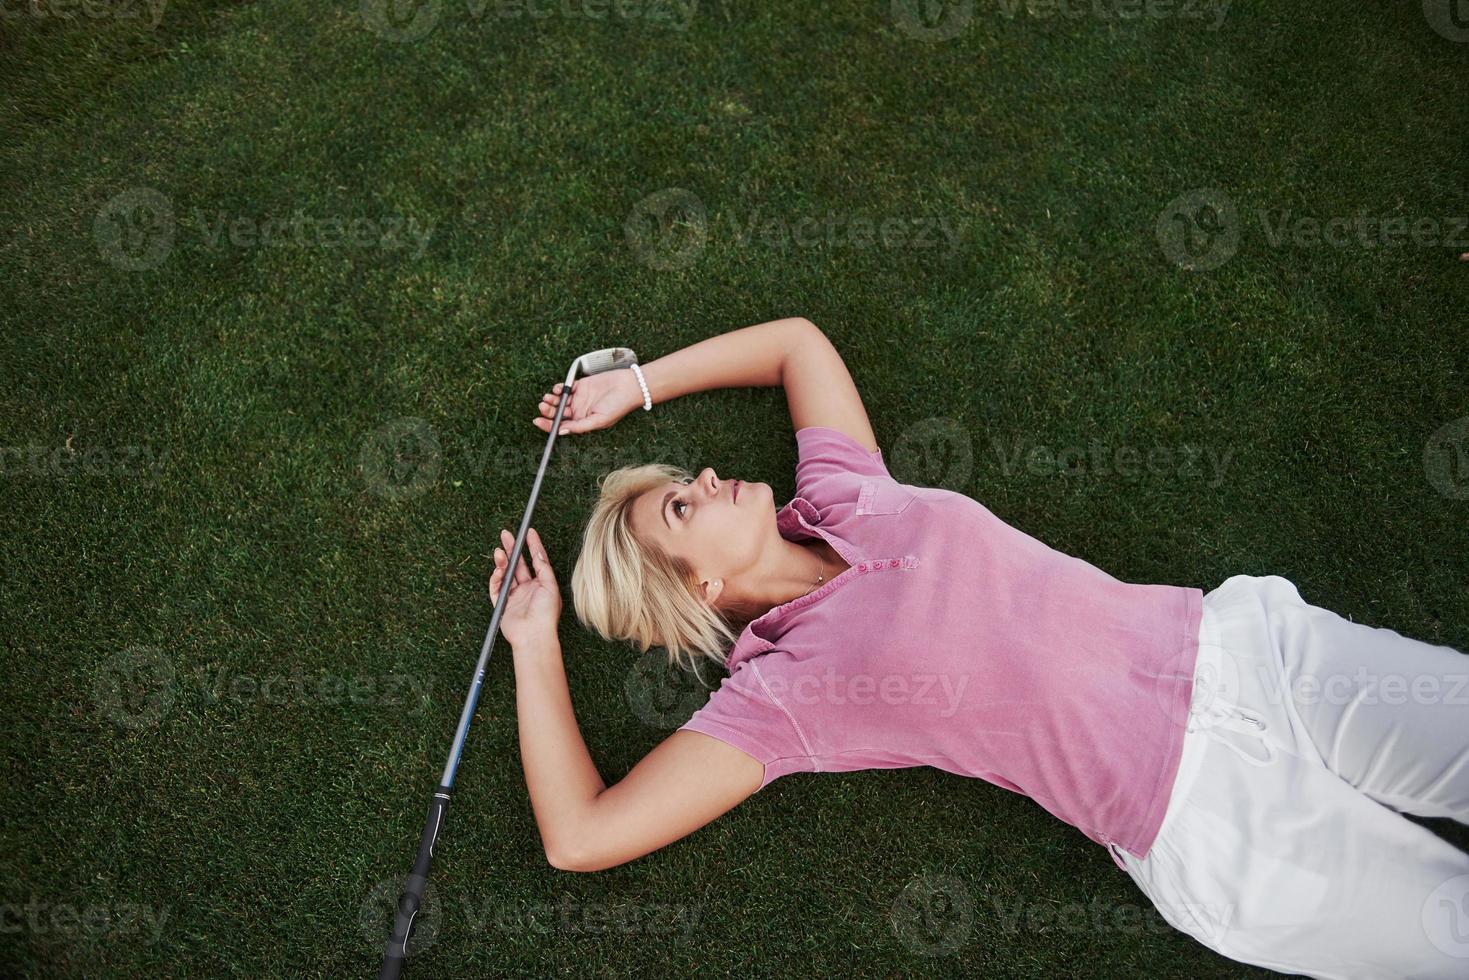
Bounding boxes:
[629,363,653,411]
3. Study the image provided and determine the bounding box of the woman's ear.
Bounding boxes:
[700,577,724,607]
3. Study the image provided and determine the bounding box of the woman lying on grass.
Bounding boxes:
[489,316,1469,979]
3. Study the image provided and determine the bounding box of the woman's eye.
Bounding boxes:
[674,499,687,519]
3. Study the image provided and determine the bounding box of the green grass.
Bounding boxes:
[3,0,1467,975]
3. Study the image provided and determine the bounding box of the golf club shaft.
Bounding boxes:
[378,381,574,980]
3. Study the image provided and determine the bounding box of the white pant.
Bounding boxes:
[1111,574,1469,979]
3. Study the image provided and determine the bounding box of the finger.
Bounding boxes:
[502,528,531,583]
[559,414,603,435]
[488,551,504,604]
[527,527,556,583]
[533,414,586,436]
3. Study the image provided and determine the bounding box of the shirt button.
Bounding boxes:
[887,559,899,568]
[857,563,868,572]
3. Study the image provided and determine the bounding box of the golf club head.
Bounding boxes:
[578,346,638,376]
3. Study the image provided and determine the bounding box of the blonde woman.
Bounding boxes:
[488,316,1469,979]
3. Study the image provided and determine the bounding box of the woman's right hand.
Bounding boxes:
[532,367,644,436]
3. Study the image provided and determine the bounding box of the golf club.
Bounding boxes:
[378,346,640,980]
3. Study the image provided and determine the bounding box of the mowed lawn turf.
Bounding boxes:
[3,0,1468,975]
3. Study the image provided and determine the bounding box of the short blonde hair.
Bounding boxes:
[570,463,754,679]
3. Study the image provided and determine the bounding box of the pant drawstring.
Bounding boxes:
[1187,696,1275,767]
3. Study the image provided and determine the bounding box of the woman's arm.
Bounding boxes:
[637,315,813,403]
[513,636,764,872]
[492,528,763,872]
[535,316,879,453]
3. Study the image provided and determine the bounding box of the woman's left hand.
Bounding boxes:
[488,527,563,650]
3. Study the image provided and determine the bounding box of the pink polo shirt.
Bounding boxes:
[677,426,1202,868]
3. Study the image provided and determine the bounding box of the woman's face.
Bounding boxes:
[630,467,775,600]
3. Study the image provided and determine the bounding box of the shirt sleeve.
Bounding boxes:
[792,425,892,507]
[676,659,817,791]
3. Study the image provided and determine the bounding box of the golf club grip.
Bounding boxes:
[379,786,450,980]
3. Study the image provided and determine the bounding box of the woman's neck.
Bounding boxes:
[739,538,850,618]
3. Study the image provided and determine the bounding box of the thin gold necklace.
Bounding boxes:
[803,547,827,595]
